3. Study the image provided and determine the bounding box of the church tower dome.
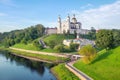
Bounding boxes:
[72,14,77,23]
[67,14,70,22]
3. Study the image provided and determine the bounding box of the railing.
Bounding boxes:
[66,62,93,80]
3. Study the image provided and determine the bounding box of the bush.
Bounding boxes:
[70,43,79,51]
[64,46,71,52]
[33,40,43,50]
[54,44,65,52]
[48,40,57,49]
[79,45,96,64]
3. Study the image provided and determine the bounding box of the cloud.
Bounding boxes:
[80,3,93,9]
[0,12,7,16]
[0,0,16,7]
[70,0,120,29]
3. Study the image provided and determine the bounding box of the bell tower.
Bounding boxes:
[57,15,62,34]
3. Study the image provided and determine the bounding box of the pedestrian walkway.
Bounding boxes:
[9,47,68,58]
[65,61,93,80]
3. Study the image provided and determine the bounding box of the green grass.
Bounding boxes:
[74,46,120,80]
[43,34,75,44]
[8,49,68,63]
[13,43,38,50]
[12,34,77,53]
[13,43,58,53]
[51,64,79,80]
[40,48,57,53]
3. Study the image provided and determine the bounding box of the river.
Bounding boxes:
[0,50,56,80]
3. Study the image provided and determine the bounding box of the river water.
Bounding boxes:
[0,51,56,80]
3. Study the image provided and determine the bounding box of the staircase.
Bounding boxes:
[39,39,47,48]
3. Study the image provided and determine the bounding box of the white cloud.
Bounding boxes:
[0,12,7,16]
[70,0,120,30]
[80,3,93,9]
[0,0,16,7]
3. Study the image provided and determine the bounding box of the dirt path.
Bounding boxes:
[9,47,68,58]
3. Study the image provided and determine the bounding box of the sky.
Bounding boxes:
[0,0,120,32]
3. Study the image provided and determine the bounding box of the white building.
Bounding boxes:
[57,14,90,35]
[45,27,57,34]
[63,38,95,49]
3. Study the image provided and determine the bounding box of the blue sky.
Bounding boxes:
[0,0,120,32]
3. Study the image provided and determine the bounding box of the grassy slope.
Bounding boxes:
[13,34,76,53]
[13,43,38,50]
[74,46,120,80]
[43,34,75,44]
[51,64,79,80]
[13,43,58,53]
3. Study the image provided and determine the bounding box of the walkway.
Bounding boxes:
[9,47,68,58]
[65,61,93,80]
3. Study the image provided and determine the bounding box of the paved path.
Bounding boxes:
[65,61,93,80]
[9,47,68,58]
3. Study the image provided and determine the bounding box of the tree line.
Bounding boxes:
[96,29,120,50]
[0,24,45,47]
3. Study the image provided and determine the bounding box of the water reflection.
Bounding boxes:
[0,50,56,80]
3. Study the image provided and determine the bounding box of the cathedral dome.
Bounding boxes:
[72,14,77,23]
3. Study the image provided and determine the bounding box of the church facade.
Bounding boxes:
[45,14,90,35]
[57,14,89,34]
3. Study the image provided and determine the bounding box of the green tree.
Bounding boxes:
[79,45,96,64]
[33,40,43,50]
[74,30,77,38]
[54,44,65,52]
[48,40,57,49]
[96,30,114,50]
[112,30,120,47]
[70,43,79,51]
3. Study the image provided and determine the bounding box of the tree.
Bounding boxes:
[91,27,96,33]
[74,30,77,38]
[70,43,79,51]
[54,44,65,52]
[79,45,96,64]
[112,29,120,47]
[48,40,57,49]
[96,30,114,50]
[33,40,43,50]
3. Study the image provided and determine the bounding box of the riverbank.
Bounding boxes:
[0,47,69,63]
[0,47,80,80]
[51,63,80,80]
[10,49,69,63]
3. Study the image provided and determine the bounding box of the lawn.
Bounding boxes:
[74,46,120,80]
[51,64,79,80]
[13,43,58,53]
[13,43,38,50]
[9,49,68,63]
[43,34,75,44]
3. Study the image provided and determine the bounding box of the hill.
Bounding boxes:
[0,24,45,47]
[12,34,76,53]
[43,34,75,45]
[74,46,120,80]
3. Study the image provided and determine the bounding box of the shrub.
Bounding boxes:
[33,40,43,50]
[70,43,79,51]
[54,44,65,52]
[48,40,57,49]
[79,45,96,64]
[64,45,71,52]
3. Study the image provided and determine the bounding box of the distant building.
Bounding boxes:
[45,27,57,34]
[63,38,95,49]
[57,14,90,35]
[45,14,90,35]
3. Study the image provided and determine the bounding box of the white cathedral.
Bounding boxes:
[57,14,89,34]
[45,14,90,35]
